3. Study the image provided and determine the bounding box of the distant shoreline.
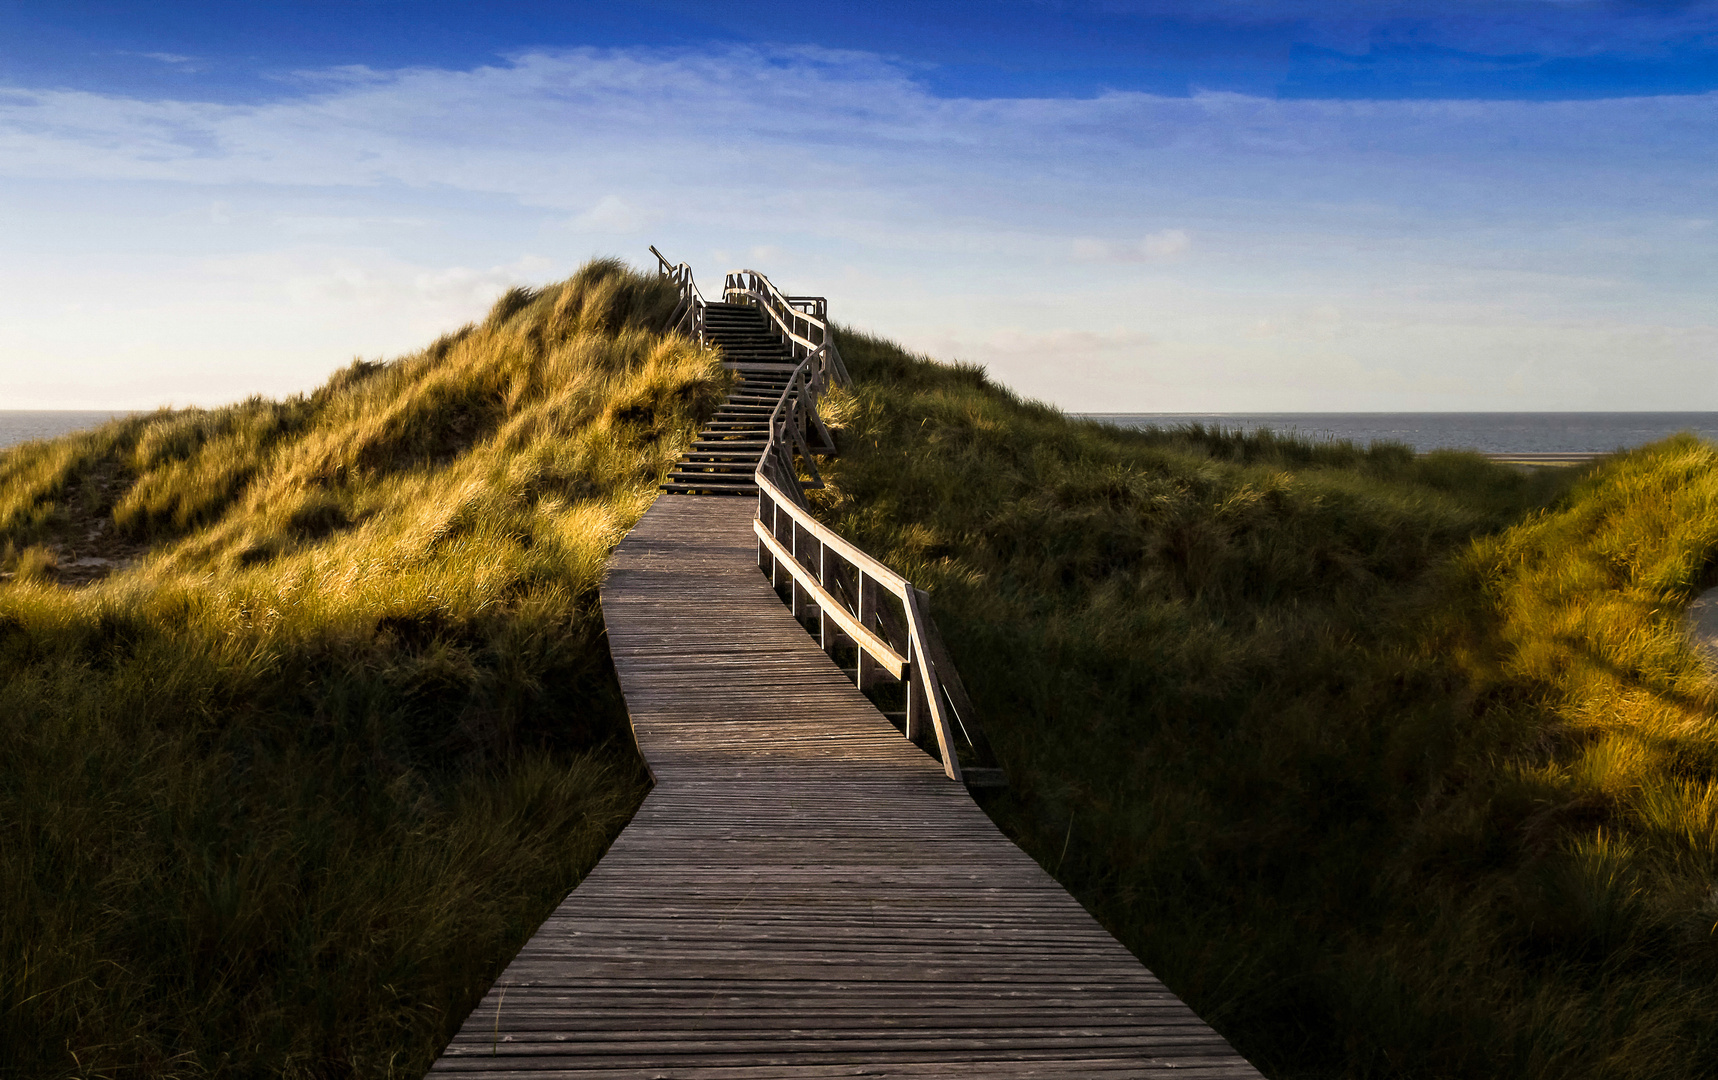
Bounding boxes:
[8,410,1717,458]
[1075,411,1718,456]
[0,410,145,452]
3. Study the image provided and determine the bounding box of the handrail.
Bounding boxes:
[753,352,838,507]
[650,245,706,346]
[724,269,852,388]
[735,267,999,786]
[755,468,998,785]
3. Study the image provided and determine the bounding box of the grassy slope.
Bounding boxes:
[0,261,725,1078]
[816,330,1718,1079]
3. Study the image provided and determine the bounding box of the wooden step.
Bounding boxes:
[658,481,758,495]
[666,464,757,477]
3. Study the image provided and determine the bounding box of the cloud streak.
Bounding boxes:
[1074,231,1192,262]
[0,45,1714,410]
[6,48,1714,204]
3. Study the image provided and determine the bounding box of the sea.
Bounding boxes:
[4,410,1718,457]
[0,411,142,451]
[1078,413,1718,456]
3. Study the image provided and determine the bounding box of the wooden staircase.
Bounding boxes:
[661,301,800,497]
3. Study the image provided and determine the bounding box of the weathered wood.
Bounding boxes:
[756,471,984,782]
[726,269,853,387]
[652,247,708,346]
[911,587,997,771]
[755,522,907,678]
[758,472,908,594]
[901,586,962,782]
[428,495,1261,1078]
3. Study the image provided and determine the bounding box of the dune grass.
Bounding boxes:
[814,329,1718,1078]
[0,259,725,1077]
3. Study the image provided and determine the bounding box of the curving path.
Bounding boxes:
[430,494,1262,1078]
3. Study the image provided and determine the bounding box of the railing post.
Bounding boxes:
[817,540,832,653]
[904,589,964,783]
[905,637,927,745]
[857,575,877,691]
[757,490,772,576]
[771,498,787,593]
[789,519,802,618]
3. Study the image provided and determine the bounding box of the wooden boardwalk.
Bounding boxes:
[431,495,1262,1078]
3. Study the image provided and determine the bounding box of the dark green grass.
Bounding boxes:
[0,260,723,1077]
[815,328,1718,1079]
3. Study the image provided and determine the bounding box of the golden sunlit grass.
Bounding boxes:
[817,330,1718,1079]
[0,259,726,1077]
[1453,437,1718,920]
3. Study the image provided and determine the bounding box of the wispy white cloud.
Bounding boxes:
[1073,230,1191,262]
[129,51,198,66]
[0,46,1713,409]
[572,195,659,233]
[6,49,1713,211]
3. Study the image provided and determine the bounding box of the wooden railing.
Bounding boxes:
[757,356,837,509]
[733,267,1001,787]
[651,245,706,345]
[755,470,999,786]
[725,269,852,387]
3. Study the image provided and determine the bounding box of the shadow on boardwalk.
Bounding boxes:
[431,495,1262,1078]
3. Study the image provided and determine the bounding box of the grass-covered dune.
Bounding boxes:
[817,332,1718,1079]
[0,260,726,1077]
[10,261,1718,1080]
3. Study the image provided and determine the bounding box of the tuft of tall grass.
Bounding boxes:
[0,258,724,1077]
[816,327,1718,1079]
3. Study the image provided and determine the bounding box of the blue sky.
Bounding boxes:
[1,1,1715,410]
